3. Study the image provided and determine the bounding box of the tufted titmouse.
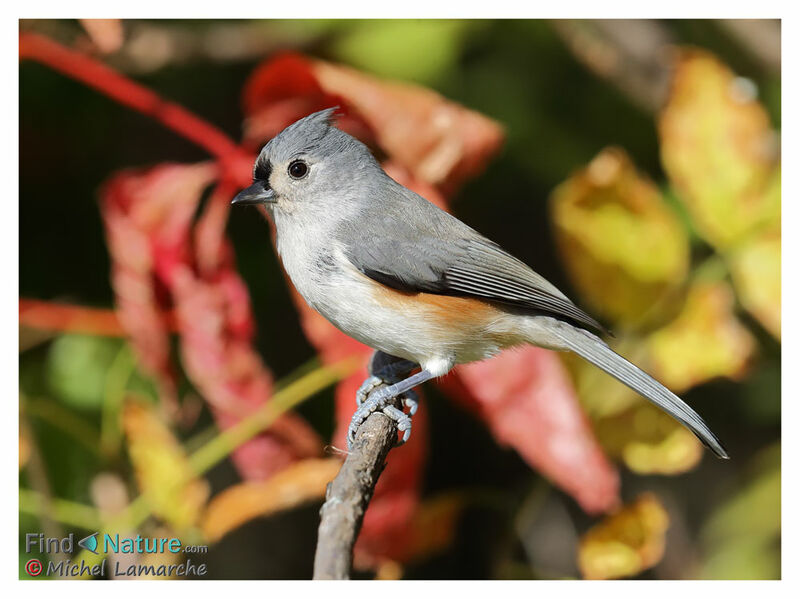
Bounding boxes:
[233,108,728,458]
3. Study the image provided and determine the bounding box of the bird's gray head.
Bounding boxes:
[231,108,381,215]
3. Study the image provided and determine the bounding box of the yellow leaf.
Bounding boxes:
[728,226,781,339]
[551,147,689,327]
[595,402,703,475]
[646,277,756,393]
[659,48,779,250]
[202,458,341,542]
[122,400,209,531]
[623,425,702,475]
[578,493,669,579]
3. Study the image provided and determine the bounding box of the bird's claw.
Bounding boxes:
[382,405,413,445]
[355,375,383,407]
[347,385,418,449]
[403,394,419,416]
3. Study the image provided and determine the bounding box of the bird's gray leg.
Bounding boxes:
[348,367,433,450]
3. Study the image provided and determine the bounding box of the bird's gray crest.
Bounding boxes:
[279,106,339,142]
[262,107,344,161]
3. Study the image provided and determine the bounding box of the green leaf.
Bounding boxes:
[700,443,781,579]
[46,334,123,411]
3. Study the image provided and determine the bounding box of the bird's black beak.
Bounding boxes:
[231,182,276,206]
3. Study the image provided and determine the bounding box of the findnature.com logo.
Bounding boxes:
[23,532,208,579]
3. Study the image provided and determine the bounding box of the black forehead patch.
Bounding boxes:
[254,159,271,182]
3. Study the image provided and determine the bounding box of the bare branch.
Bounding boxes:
[313,351,417,579]
[551,19,673,112]
[312,401,400,579]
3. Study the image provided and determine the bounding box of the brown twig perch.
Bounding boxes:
[312,384,402,579]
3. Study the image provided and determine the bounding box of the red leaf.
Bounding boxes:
[241,52,504,192]
[20,34,323,478]
[100,163,322,480]
[243,52,330,118]
[241,52,372,149]
[310,58,504,192]
[441,348,619,514]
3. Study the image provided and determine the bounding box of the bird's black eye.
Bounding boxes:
[288,160,309,179]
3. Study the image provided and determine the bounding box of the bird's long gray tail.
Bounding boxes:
[550,324,729,459]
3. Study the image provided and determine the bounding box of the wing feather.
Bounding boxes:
[339,180,606,334]
[344,230,605,334]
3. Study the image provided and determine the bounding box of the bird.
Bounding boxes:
[232,107,728,458]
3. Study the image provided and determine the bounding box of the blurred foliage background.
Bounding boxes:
[19,19,780,580]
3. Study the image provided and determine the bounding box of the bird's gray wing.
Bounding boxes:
[341,199,605,333]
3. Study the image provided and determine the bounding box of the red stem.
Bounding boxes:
[19,299,177,337]
[19,32,243,162]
